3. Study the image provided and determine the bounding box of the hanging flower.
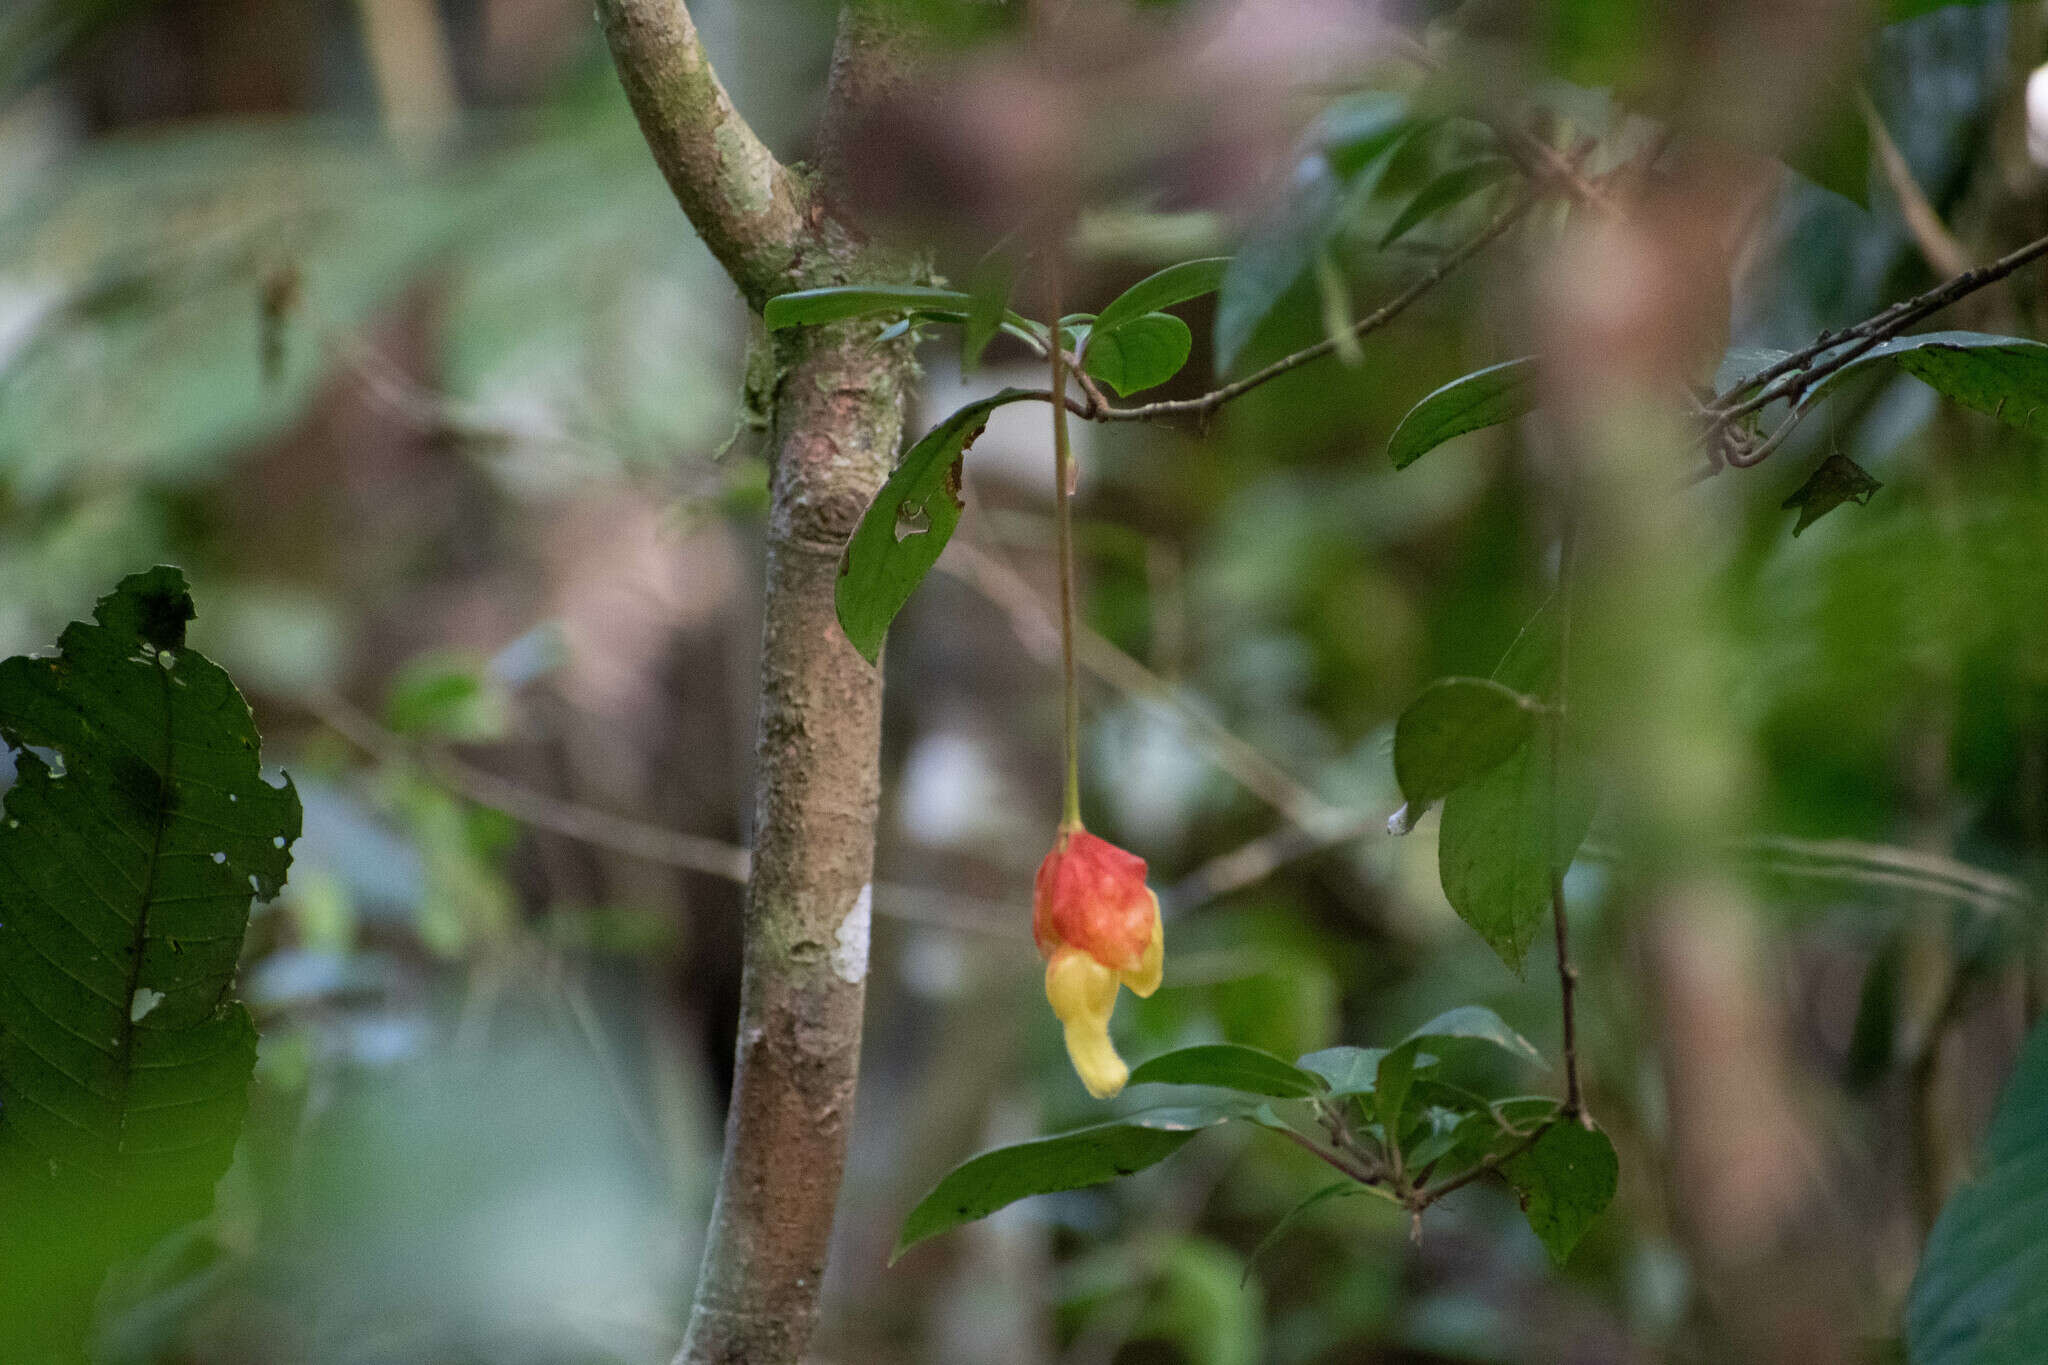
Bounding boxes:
[1034,828,1164,1098]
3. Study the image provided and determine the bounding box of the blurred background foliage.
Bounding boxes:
[3,0,2048,1361]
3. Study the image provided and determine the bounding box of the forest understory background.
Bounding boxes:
[4,1,2048,1363]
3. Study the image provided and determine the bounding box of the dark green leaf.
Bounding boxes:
[1084,311,1192,396]
[1092,257,1229,338]
[836,391,1035,663]
[1499,1121,1618,1264]
[1241,1181,1363,1286]
[1379,159,1515,249]
[1375,1040,1427,1133]
[1215,93,1411,373]
[1885,0,2009,19]
[1128,1043,1327,1098]
[1394,677,1542,809]
[1907,1018,2048,1365]
[961,252,1016,370]
[893,1103,1251,1260]
[1804,331,2048,439]
[1438,603,1596,973]
[1781,82,1869,207]
[1782,453,1883,536]
[763,284,973,331]
[0,568,301,1356]
[1388,357,1539,470]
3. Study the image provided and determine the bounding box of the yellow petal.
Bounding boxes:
[1118,894,1164,999]
[1045,947,1129,1099]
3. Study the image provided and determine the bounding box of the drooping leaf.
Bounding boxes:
[763,284,973,331]
[1393,677,1542,809]
[1379,158,1515,249]
[1084,311,1193,396]
[1438,602,1596,973]
[961,251,1017,370]
[1499,1121,1618,1264]
[1128,1043,1327,1098]
[893,1103,1252,1260]
[1907,1018,2048,1365]
[836,391,1035,663]
[0,568,301,1357]
[1388,357,1539,470]
[1215,93,1412,373]
[1092,257,1229,338]
[1782,452,1883,536]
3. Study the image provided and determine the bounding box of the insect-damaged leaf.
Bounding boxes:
[893,1102,1253,1261]
[1782,452,1882,536]
[836,391,1036,664]
[0,567,300,1357]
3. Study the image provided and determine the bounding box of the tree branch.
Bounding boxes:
[595,0,812,309]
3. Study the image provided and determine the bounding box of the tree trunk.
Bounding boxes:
[596,3,917,1361]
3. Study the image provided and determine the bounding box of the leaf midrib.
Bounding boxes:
[108,651,176,1167]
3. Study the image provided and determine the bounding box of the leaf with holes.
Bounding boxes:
[1084,312,1193,396]
[836,391,1036,664]
[1389,357,1539,470]
[893,1102,1253,1261]
[0,567,300,1357]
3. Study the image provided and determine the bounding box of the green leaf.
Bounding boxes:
[1781,452,1883,537]
[1128,1043,1327,1098]
[836,391,1036,663]
[1399,1005,1546,1065]
[1215,93,1411,373]
[1885,0,2009,20]
[0,568,301,1356]
[1907,1018,2048,1365]
[763,284,973,331]
[1393,677,1542,809]
[1781,81,1870,207]
[961,252,1016,370]
[1499,1121,1618,1264]
[1092,257,1229,338]
[893,1103,1251,1260]
[1241,1180,1363,1286]
[1379,159,1515,249]
[1374,1040,1429,1133]
[1388,357,1539,470]
[1803,331,2048,439]
[1295,1045,1389,1098]
[1083,311,1193,396]
[1438,603,1597,973]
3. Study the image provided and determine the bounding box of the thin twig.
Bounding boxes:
[1710,230,2048,429]
[1091,193,1538,426]
[1548,484,1586,1124]
[1412,1117,1555,1209]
